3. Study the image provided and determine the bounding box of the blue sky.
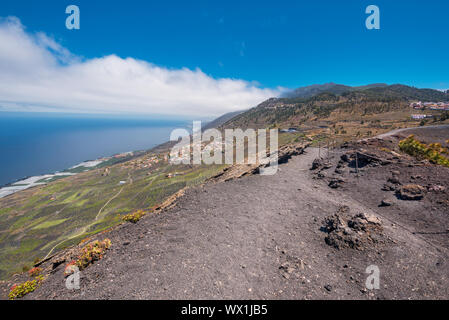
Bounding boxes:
[0,0,448,116]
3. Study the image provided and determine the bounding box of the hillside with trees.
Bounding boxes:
[222,84,449,130]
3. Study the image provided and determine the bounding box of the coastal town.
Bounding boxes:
[121,154,166,170]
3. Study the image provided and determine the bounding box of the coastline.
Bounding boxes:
[0,151,138,199]
[0,112,193,192]
[0,129,183,199]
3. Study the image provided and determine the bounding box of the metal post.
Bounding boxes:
[318,141,321,158]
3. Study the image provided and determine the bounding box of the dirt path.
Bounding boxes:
[42,172,134,260]
[28,147,448,300]
[375,124,449,139]
[95,171,133,221]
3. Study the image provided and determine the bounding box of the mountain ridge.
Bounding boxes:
[221,84,449,129]
[281,82,389,99]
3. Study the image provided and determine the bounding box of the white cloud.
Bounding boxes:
[0,17,282,117]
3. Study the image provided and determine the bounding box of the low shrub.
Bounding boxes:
[76,239,111,271]
[399,135,449,167]
[122,210,146,223]
[64,260,78,277]
[9,276,44,300]
[28,267,42,277]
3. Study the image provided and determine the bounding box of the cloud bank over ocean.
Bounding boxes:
[0,17,282,117]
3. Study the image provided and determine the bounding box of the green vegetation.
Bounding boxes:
[0,208,13,215]
[122,209,146,223]
[0,150,224,280]
[399,135,449,167]
[77,239,111,269]
[32,218,68,230]
[278,132,306,145]
[8,276,44,300]
[68,239,111,273]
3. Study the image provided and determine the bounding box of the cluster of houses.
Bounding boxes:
[122,154,167,170]
[169,143,196,164]
[169,140,229,164]
[410,101,449,120]
[411,114,434,120]
[410,101,449,111]
[114,151,134,159]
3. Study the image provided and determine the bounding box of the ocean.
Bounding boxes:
[0,112,190,187]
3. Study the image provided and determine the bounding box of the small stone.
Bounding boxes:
[381,183,395,191]
[323,163,333,169]
[397,184,425,201]
[311,158,323,170]
[428,185,446,193]
[387,176,401,185]
[329,178,344,189]
[324,284,332,292]
[341,154,350,162]
[379,199,392,207]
